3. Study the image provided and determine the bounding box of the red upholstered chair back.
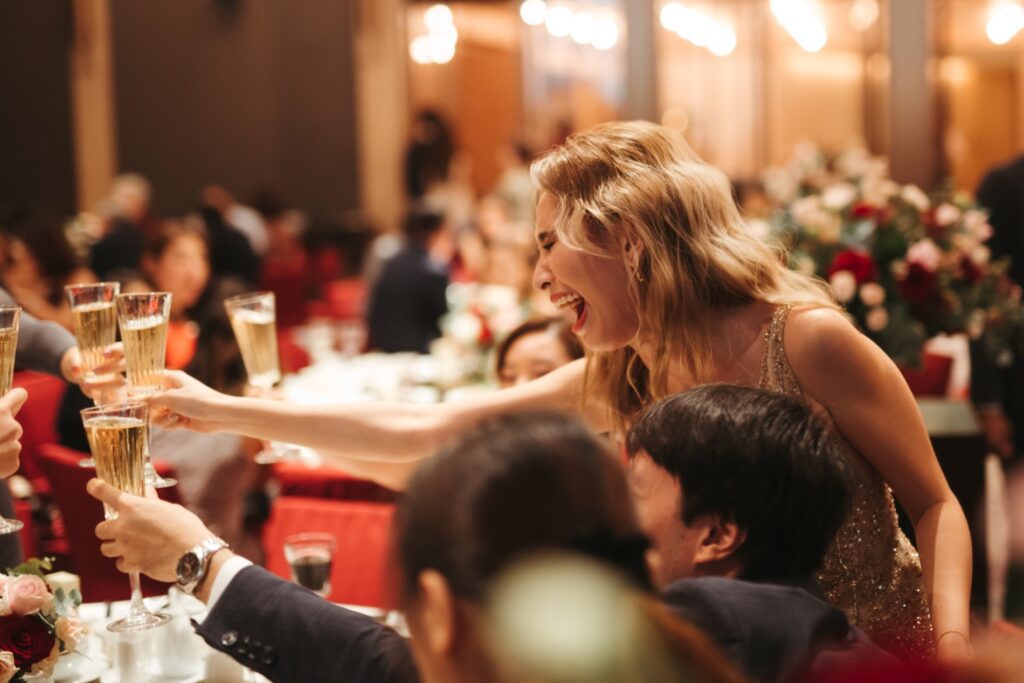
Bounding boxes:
[263,497,396,608]
[12,371,66,493]
[899,351,954,397]
[36,443,176,602]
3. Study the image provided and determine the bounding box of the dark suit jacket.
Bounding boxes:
[366,243,449,354]
[197,565,418,683]
[663,576,887,683]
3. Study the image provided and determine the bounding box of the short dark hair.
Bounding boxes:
[401,204,445,243]
[396,412,649,603]
[625,385,851,581]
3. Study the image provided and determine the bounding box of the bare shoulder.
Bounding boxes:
[783,306,895,399]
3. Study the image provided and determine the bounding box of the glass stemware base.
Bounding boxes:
[0,517,24,535]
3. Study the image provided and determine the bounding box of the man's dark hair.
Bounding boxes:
[396,412,650,604]
[626,384,851,581]
[401,204,445,244]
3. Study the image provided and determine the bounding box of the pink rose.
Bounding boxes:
[0,651,14,683]
[5,576,52,617]
[55,616,83,652]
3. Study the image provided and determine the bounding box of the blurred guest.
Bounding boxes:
[89,173,155,279]
[366,205,449,354]
[89,412,741,683]
[493,140,536,224]
[627,385,889,680]
[405,110,456,200]
[201,185,269,257]
[0,216,97,331]
[198,205,260,286]
[496,317,583,388]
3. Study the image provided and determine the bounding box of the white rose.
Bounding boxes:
[859,282,886,307]
[900,184,931,212]
[906,239,942,272]
[865,307,889,331]
[829,271,857,303]
[934,202,961,226]
[821,183,857,211]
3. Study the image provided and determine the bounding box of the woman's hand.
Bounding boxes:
[146,370,232,433]
[62,344,128,404]
[0,389,27,478]
[88,478,213,583]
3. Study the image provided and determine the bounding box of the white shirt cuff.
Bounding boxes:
[203,554,253,614]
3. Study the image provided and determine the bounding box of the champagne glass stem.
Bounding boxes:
[144,413,177,489]
[125,572,148,624]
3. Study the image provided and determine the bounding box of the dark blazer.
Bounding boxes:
[663,576,887,683]
[197,565,418,683]
[366,242,449,354]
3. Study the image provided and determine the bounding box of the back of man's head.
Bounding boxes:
[626,384,851,582]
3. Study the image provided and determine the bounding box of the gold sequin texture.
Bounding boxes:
[758,306,934,661]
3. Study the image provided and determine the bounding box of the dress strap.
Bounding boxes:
[758,305,799,395]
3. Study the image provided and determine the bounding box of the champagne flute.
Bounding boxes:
[224,292,299,464]
[0,306,24,534]
[115,293,177,488]
[81,402,171,632]
[65,282,120,468]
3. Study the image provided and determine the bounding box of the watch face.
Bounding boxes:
[178,552,201,582]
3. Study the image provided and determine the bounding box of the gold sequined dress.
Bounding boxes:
[759,306,934,660]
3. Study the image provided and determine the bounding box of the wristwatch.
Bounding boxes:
[176,537,229,596]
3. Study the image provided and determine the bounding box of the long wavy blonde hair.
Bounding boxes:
[531,121,838,435]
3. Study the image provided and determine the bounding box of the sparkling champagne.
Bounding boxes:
[84,416,147,516]
[0,327,16,396]
[121,314,168,395]
[229,308,281,389]
[72,302,118,381]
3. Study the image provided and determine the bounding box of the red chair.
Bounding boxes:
[277,329,311,375]
[36,443,178,602]
[272,461,395,503]
[12,371,66,495]
[899,351,954,397]
[262,497,396,608]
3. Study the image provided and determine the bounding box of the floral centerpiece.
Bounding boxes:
[436,283,530,385]
[759,144,1024,367]
[0,559,81,682]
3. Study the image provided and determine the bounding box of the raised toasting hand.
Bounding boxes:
[0,388,27,478]
[145,370,231,434]
[60,344,127,405]
[88,478,218,584]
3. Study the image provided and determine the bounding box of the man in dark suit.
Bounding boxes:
[366,205,450,354]
[625,385,885,682]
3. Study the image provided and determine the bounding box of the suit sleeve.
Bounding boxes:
[195,565,419,683]
[0,288,75,377]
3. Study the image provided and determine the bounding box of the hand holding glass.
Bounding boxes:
[0,306,24,534]
[81,402,170,632]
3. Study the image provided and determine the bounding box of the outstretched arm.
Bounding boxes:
[147,359,602,487]
[788,308,972,660]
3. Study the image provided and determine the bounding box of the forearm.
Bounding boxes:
[913,499,972,641]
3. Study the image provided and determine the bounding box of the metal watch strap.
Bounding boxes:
[177,536,229,595]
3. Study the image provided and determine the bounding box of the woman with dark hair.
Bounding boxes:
[0,217,97,330]
[87,410,741,683]
[495,316,583,388]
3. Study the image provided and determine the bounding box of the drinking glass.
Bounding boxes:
[81,402,170,632]
[66,282,120,468]
[0,306,24,534]
[224,292,299,464]
[115,293,176,488]
[284,533,336,598]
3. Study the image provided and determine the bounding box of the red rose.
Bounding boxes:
[851,202,876,219]
[898,262,939,305]
[828,250,877,284]
[0,614,56,670]
[960,256,982,285]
